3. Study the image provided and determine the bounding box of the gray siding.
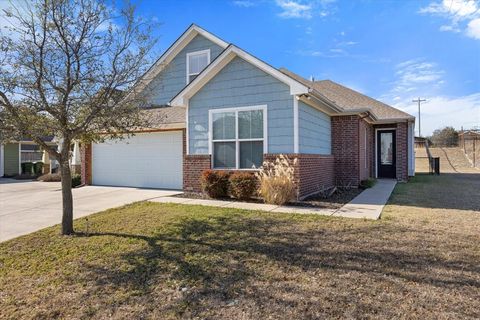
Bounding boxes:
[298,101,331,154]
[189,56,294,155]
[4,143,19,176]
[142,34,224,106]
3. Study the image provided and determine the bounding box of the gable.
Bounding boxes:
[140,34,224,106]
[188,56,295,155]
[170,45,309,107]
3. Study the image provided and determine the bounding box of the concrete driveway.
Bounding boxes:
[0,179,182,242]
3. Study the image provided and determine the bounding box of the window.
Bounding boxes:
[210,106,267,169]
[186,49,210,84]
[20,144,43,163]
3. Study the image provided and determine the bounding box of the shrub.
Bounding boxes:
[229,172,257,200]
[33,162,44,175]
[256,154,297,205]
[21,162,34,175]
[72,174,82,188]
[37,173,61,182]
[360,178,377,189]
[201,170,230,198]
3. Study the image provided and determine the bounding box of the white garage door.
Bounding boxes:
[92,131,183,189]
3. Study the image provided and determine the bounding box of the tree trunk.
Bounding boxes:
[60,156,74,235]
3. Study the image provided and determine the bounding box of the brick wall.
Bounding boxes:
[183,155,211,192]
[80,143,92,185]
[264,153,335,199]
[359,119,374,181]
[331,115,361,186]
[396,122,408,181]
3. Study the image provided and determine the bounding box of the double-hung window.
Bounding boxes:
[210,106,267,170]
[186,49,210,84]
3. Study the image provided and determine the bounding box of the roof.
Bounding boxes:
[141,106,186,130]
[170,45,309,106]
[459,130,480,138]
[20,136,56,144]
[280,68,414,121]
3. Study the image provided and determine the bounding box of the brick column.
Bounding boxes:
[396,122,408,181]
[331,115,361,186]
[80,143,92,185]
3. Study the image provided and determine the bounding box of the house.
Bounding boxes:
[414,136,427,148]
[0,137,57,177]
[80,24,415,199]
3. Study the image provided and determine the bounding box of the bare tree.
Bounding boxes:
[0,0,157,235]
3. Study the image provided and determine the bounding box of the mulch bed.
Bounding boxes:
[176,187,362,210]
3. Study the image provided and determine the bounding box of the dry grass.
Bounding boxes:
[257,154,296,205]
[1,173,479,319]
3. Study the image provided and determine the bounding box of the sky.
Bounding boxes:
[1,0,479,136]
[132,0,479,136]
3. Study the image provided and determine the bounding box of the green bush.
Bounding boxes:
[200,170,230,198]
[71,174,82,188]
[33,162,44,175]
[360,178,377,189]
[229,172,257,200]
[21,162,34,175]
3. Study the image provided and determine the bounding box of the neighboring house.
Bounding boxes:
[0,137,57,177]
[80,24,415,199]
[414,136,428,149]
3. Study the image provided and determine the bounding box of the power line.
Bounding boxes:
[412,98,427,137]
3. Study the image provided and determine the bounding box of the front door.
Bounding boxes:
[377,130,396,178]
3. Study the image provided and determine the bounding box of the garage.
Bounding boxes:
[92,130,183,189]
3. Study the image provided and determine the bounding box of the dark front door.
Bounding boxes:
[377,130,396,179]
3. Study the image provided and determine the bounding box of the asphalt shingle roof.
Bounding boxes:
[280,68,414,121]
[142,105,186,129]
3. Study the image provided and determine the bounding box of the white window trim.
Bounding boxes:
[186,49,211,84]
[208,105,268,170]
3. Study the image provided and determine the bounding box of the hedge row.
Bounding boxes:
[21,162,44,175]
[200,170,257,200]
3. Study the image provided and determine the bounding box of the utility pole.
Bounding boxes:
[412,98,427,137]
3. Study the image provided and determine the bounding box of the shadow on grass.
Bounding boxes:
[74,212,480,316]
[390,172,480,211]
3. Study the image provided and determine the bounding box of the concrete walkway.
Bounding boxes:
[150,179,397,220]
[333,179,397,219]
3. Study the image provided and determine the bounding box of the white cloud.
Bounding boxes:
[419,0,480,40]
[391,59,445,95]
[380,58,479,135]
[275,0,336,19]
[439,24,460,32]
[276,0,312,19]
[466,18,480,39]
[392,94,480,135]
[232,0,256,8]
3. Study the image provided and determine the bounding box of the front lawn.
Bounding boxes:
[1,173,479,319]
